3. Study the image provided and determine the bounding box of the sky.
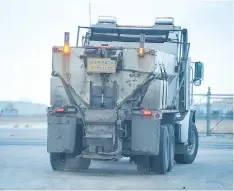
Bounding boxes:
[0,0,233,105]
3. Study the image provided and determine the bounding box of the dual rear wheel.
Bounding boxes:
[137,123,198,174]
[150,125,174,174]
[137,125,174,174]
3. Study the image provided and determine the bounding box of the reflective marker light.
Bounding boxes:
[53,47,58,52]
[155,113,161,119]
[53,47,64,53]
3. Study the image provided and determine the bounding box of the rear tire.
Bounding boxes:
[50,153,91,171]
[50,153,66,171]
[150,125,170,174]
[174,122,198,164]
[65,157,91,171]
[136,156,151,174]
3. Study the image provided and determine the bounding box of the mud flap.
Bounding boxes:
[47,116,77,153]
[131,118,160,155]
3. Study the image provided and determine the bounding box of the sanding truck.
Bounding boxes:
[47,16,204,174]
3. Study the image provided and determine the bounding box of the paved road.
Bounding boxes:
[0,127,233,149]
[0,128,233,190]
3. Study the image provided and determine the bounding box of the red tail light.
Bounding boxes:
[139,109,162,119]
[52,47,64,53]
[56,107,64,112]
[142,109,153,116]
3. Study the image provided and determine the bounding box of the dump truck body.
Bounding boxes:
[49,47,176,156]
[47,16,204,174]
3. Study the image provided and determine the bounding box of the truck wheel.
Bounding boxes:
[174,122,198,164]
[50,153,91,171]
[165,124,175,172]
[136,156,151,174]
[65,157,91,172]
[150,125,170,174]
[50,152,67,171]
[137,163,150,174]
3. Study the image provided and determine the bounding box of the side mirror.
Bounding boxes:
[193,61,204,86]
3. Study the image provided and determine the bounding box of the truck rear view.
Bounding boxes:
[47,16,204,174]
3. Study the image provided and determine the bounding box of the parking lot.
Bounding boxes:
[0,126,233,190]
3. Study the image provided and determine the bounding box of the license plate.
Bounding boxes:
[87,58,116,73]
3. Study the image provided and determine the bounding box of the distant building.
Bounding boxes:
[192,98,233,119]
[0,101,48,116]
[212,99,233,112]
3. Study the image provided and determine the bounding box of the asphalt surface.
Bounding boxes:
[0,127,233,190]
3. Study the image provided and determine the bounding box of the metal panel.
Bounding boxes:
[167,76,178,107]
[185,58,191,110]
[131,117,160,155]
[155,50,177,75]
[175,110,190,143]
[47,116,77,153]
[90,26,170,36]
[85,125,114,139]
[84,109,117,123]
[51,48,178,108]
[90,41,179,55]
[141,80,163,109]
[50,77,69,106]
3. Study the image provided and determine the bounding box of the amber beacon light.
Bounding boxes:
[63,32,71,55]
[138,47,144,56]
[63,43,71,55]
[138,33,145,57]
